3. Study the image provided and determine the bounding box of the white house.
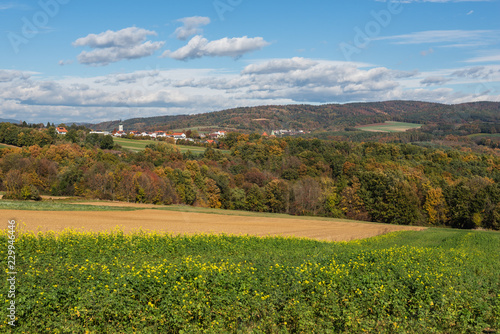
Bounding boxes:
[90,130,111,135]
[172,132,186,140]
[211,131,226,138]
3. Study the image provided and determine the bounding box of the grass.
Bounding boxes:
[1,228,498,333]
[357,121,422,133]
[113,137,156,151]
[0,143,17,149]
[113,137,230,154]
[167,126,215,134]
[0,199,139,211]
[468,133,500,139]
[177,145,210,154]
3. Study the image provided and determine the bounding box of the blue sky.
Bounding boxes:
[0,0,499,123]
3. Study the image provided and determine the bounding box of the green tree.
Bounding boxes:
[359,171,424,225]
[423,186,449,225]
[47,126,58,140]
[339,177,370,221]
[205,178,222,208]
[264,179,289,213]
[230,188,246,210]
[100,135,114,149]
[66,129,79,143]
[245,184,267,212]
[445,177,496,229]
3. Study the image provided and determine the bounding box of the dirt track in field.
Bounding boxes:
[2,202,425,241]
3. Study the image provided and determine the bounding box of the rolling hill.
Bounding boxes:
[90,100,500,133]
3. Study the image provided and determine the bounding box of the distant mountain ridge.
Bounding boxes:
[90,100,500,132]
[0,118,20,124]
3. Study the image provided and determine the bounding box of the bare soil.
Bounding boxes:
[2,203,424,241]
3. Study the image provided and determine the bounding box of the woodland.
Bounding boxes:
[1,121,499,230]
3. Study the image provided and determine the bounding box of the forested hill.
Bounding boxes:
[91,101,500,132]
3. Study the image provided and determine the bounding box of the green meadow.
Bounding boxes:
[1,228,498,333]
[112,137,226,154]
[357,121,423,133]
[468,133,500,139]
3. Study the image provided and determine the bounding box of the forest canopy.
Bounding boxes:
[1,123,499,230]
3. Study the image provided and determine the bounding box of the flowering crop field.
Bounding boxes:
[1,229,499,333]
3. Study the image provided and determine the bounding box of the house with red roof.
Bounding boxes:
[172,132,186,140]
[56,127,68,135]
[210,130,227,138]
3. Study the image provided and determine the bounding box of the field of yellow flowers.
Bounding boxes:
[1,228,499,333]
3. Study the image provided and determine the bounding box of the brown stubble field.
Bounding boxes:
[2,201,424,241]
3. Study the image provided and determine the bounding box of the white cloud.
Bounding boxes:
[241,57,319,75]
[420,76,452,86]
[464,54,500,63]
[0,4,15,10]
[77,41,165,66]
[94,70,167,86]
[73,27,156,48]
[375,30,499,47]
[172,59,417,102]
[174,16,211,40]
[163,35,270,60]
[0,70,32,82]
[73,27,165,66]
[466,10,474,15]
[0,3,31,10]
[451,66,500,79]
[58,60,74,66]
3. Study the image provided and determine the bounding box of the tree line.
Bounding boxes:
[1,127,499,230]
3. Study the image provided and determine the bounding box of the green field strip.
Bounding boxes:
[357,121,423,133]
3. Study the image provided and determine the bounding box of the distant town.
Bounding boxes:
[76,123,309,144]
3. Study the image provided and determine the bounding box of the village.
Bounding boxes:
[85,124,228,145]
[54,122,308,144]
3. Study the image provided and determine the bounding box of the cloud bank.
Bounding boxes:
[1,58,499,123]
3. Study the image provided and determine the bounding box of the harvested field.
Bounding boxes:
[356,121,422,133]
[2,203,424,241]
